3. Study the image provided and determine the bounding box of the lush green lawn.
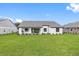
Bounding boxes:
[0,34,79,56]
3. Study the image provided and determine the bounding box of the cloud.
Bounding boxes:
[4,17,14,21]
[16,19,22,23]
[66,3,79,13]
[0,16,22,23]
[0,16,14,22]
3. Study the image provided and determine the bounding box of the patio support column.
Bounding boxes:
[19,28,22,35]
[29,28,31,34]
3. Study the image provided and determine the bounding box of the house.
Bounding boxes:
[18,21,63,35]
[0,18,17,34]
[64,22,79,34]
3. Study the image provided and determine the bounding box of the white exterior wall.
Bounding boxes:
[23,28,31,34]
[59,28,63,34]
[19,28,32,35]
[49,28,63,34]
[19,26,63,35]
[39,26,49,34]
[39,26,63,34]
[49,28,56,34]
[0,27,17,34]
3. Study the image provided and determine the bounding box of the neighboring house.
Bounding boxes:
[0,18,17,34]
[64,22,79,34]
[18,21,63,35]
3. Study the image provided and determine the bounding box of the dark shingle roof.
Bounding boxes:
[18,21,62,28]
[64,21,79,27]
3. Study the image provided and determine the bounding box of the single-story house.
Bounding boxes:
[64,22,79,34]
[0,18,17,34]
[18,21,63,35]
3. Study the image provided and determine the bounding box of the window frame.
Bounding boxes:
[25,28,29,32]
[56,28,59,32]
[43,28,47,32]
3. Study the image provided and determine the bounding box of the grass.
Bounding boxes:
[0,34,79,56]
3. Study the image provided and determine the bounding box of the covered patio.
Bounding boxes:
[31,28,40,34]
[23,27,40,34]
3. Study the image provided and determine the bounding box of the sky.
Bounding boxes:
[0,3,79,25]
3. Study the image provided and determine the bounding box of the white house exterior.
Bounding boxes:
[39,26,63,34]
[0,19,17,34]
[18,21,63,35]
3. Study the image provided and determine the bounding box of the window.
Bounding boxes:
[56,28,59,32]
[4,29,5,32]
[71,28,72,31]
[77,27,79,30]
[25,28,28,31]
[44,28,47,32]
[34,28,40,33]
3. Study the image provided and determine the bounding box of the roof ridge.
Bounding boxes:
[0,18,10,22]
